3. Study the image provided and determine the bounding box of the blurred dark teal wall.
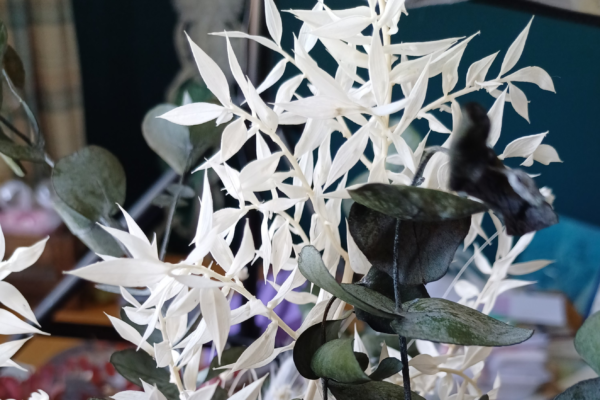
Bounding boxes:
[277,0,600,226]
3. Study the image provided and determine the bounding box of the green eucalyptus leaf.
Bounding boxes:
[120,308,163,346]
[188,118,225,167]
[293,315,349,380]
[167,183,196,198]
[203,346,247,383]
[143,104,193,175]
[391,298,534,347]
[574,311,600,374]
[354,351,370,372]
[341,284,396,315]
[328,380,426,400]
[211,387,229,400]
[110,349,179,400]
[479,395,490,400]
[554,378,600,400]
[368,357,403,381]
[298,245,397,319]
[348,203,470,285]
[0,137,45,162]
[152,194,176,208]
[3,45,25,89]
[52,145,126,221]
[311,338,371,384]
[0,21,7,59]
[349,183,487,221]
[52,195,123,256]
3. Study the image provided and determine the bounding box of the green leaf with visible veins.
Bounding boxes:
[328,380,426,400]
[575,311,600,375]
[311,338,371,384]
[349,183,487,221]
[391,298,533,347]
[368,357,403,381]
[554,377,600,400]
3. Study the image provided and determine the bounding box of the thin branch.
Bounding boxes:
[0,115,32,145]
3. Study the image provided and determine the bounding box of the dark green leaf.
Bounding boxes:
[188,119,224,169]
[143,104,194,175]
[120,308,163,346]
[368,357,403,381]
[0,21,7,59]
[349,202,470,285]
[204,346,247,383]
[341,284,396,315]
[110,349,179,400]
[479,396,490,400]
[3,45,25,89]
[391,298,534,347]
[328,380,426,400]
[554,377,600,399]
[311,338,370,384]
[575,311,600,374]
[294,315,348,380]
[298,246,397,319]
[354,352,369,372]
[52,146,126,221]
[349,183,487,221]
[167,183,196,198]
[52,195,123,256]
[211,387,229,400]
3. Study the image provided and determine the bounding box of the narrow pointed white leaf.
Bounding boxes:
[112,391,148,400]
[532,144,561,165]
[314,134,332,188]
[508,259,553,276]
[508,82,529,122]
[391,134,415,173]
[255,130,271,159]
[268,266,306,308]
[106,314,154,355]
[309,16,372,40]
[186,33,231,106]
[2,237,48,274]
[120,287,142,308]
[371,98,408,116]
[227,374,268,400]
[466,52,499,88]
[385,37,463,56]
[226,322,277,372]
[118,205,149,245]
[188,382,218,400]
[463,346,493,370]
[260,214,272,279]
[325,122,371,189]
[246,79,278,131]
[186,229,217,265]
[368,156,388,184]
[369,28,389,107]
[210,31,282,55]
[158,103,224,126]
[271,224,292,278]
[277,96,362,120]
[0,224,5,260]
[501,132,547,159]
[346,222,371,274]
[420,112,450,134]
[220,118,248,162]
[378,0,406,29]
[264,0,283,45]
[487,88,507,147]
[167,288,200,318]
[0,281,38,325]
[0,309,46,335]
[231,298,268,325]
[256,59,287,95]
[239,152,282,191]
[225,36,249,99]
[67,259,169,287]
[229,220,255,276]
[200,287,230,362]
[184,349,202,392]
[211,235,234,272]
[442,50,463,95]
[259,197,303,213]
[193,173,214,244]
[430,32,478,77]
[154,340,172,368]
[499,17,534,77]
[392,57,430,137]
[322,38,369,68]
[454,280,479,300]
[294,119,328,157]
[0,337,30,366]
[503,66,555,92]
[100,225,156,260]
[173,274,224,289]
[473,244,493,275]
[274,75,304,114]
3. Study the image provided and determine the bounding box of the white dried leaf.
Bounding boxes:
[391,134,415,173]
[371,98,408,116]
[239,153,282,192]
[487,88,507,147]
[0,337,30,367]
[346,222,371,274]
[200,287,230,362]
[246,79,278,131]
[392,57,430,137]
[226,322,277,372]
[409,354,440,375]
[454,280,479,300]
[274,75,304,114]
[369,28,390,107]
[503,66,555,92]
[466,52,498,88]
[0,281,38,325]
[158,103,224,126]
[385,37,463,56]
[378,0,406,30]
[67,259,169,287]
[106,314,153,355]
[276,96,361,120]
[186,33,231,106]
[271,224,292,278]
[508,82,529,122]
[500,132,547,159]
[508,259,553,276]
[153,340,172,368]
[264,0,283,45]
[532,144,562,165]
[294,119,329,157]
[499,17,534,77]
[229,221,255,277]
[309,16,372,40]
[228,374,268,400]
[188,382,218,400]
[420,112,450,134]
[226,36,249,98]
[442,50,463,95]
[220,118,248,162]
[256,59,287,95]
[325,122,371,188]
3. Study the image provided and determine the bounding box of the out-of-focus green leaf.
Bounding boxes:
[328,380,426,400]
[368,357,403,381]
[203,346,246,383]
[0,21,7,60]
[391,298,534,347]
[349,183,487,221]
[575,311,600,374]
[110,349,179,400]
[52,146,126,222]
[311,338,370,384]
[52,195,122,257]
[167,183,195,198]
[294,315,349,380]
[3,45,25,89]
[298,246,397,319]
[211,387,228,400]
[554,378,600,400]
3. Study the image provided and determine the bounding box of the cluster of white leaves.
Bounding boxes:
[68,1,561,399]
[0,226,49,372]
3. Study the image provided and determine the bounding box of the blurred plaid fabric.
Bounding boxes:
[0,0,85,181]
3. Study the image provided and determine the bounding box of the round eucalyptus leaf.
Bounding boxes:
[554,377,600,400]
[293,314,349,380]
[311,338,371,384]
[328,380,426,400]
[110,349,179,400]
[349,183,488,221]
[298,245,397,319]
[391,298,533,347]
[52,145,126,222]
[575,311,600,375]
[368,357,403,381]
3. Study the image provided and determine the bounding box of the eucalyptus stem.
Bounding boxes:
[160,172,185,261]
[320,295,337,400]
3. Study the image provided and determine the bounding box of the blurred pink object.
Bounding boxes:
[0,209,62,236]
